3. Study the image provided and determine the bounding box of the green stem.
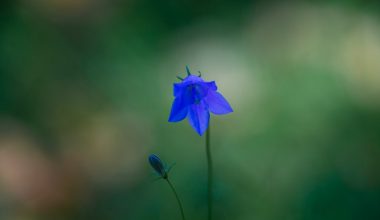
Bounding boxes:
[206,124,213,220]
[166,178,186,220]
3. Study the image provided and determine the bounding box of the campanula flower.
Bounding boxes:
[148,154,168,179]
[168,66,233,135]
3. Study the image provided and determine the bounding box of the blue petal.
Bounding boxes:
[205,90,233,115]
[187,102,210,135]
[205,81,217,91]
[173,83,185,97]
[183,75,204,84]
[168,96,189,122]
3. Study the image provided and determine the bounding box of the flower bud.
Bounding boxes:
[148,154,168,179]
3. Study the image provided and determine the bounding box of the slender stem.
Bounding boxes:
[206,124,213,220]
[166,178,186,220]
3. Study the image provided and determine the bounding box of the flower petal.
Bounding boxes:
[187,102,210,135]
[183,75,204,84]
[205,81,217,91]
[205,90,233,115]
[173,83,185,97]
[168,97,189,122]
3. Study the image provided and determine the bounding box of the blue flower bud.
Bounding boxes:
[148,154,168,179]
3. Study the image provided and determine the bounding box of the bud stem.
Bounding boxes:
[166,178,186,220]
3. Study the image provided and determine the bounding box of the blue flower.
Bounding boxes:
[148,154,168,179]
[168,66,233,135]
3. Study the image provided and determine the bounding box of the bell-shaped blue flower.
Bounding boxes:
[168,66,233,135]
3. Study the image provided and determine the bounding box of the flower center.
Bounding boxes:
[188,84,203,104]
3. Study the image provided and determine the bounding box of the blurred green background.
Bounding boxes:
[1,0,380,219]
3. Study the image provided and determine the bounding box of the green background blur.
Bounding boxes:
[1,0,380,219]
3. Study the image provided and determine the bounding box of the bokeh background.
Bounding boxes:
[1,0,380,219]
